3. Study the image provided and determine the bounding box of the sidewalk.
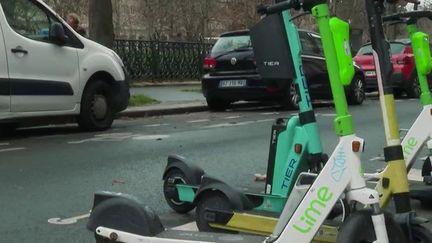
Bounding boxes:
[121,83,208,118]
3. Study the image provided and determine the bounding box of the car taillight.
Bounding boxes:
[397,56,411,65]
[203,57,217,70]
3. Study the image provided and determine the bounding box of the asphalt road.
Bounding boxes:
[1,98,431,243]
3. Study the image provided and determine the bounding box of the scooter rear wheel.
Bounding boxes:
[163,169,195,214]
[336,210,406,243]
[196,191,238,234]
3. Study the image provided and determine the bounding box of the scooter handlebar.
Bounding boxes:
[257,0,297,15]
[383,10,432,23]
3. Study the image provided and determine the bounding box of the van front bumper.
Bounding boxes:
[112,69,130,113]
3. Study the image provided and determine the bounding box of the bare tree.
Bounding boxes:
[89,0,114,48]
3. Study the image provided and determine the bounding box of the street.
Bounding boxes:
[1,98,432,242]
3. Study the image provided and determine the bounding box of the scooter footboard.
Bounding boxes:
[87,191,164,237]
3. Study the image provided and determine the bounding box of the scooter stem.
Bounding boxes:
[311,4,354,136]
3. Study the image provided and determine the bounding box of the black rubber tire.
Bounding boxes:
[412,225,432,243]
[279,82,299,110]
[95,234,111,243]
[347,75,365,105]
[421,157,432,185]
[195,192,238,233]
[336,210,406,243]
[0,122,18,136]
[78,80,114,132]
[394,88,404,99]
[406,75,421,99]
[163,169,195,214]
[206,98,231,111]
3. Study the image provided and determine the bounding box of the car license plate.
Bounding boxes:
[219,80,247,88]
[365,71,376,77]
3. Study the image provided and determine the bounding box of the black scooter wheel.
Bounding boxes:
[163,169,195,214]
[95,234,112,243]
[195,191,238,234]
[336,210,407,243]
[412,225,432,243]
[421,157,432,185]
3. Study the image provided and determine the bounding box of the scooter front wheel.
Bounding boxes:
[163,169,195,214]
[336,210,406,243]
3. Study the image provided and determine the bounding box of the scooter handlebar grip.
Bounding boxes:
[383,10,432,23]
[257,0,294,15]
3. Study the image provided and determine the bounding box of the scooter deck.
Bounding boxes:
[158,230,266,242]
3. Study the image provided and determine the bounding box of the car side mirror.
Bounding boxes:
[49,22,68,45]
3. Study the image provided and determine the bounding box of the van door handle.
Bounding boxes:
[11,47,28,55]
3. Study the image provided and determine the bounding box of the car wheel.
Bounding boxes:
[279,82,299,110]
[206,98,231,111]
[78,80,114,131]
[347,75,365,105]
[0,122,18,136]
[406,75,420,98]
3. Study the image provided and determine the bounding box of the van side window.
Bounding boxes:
[1,0,61,42]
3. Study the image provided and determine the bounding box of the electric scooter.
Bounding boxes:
[191,0,432,242]
[86,1,403,243]
[369,9,432,207]
[161,1,329,232]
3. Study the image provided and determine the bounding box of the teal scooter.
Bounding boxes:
[161,8,359,233]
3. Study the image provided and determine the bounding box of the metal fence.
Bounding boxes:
[113,39,213,81]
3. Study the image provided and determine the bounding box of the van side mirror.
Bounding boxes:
[49,22,68,45]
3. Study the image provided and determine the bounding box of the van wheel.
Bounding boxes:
[78,80,114,131]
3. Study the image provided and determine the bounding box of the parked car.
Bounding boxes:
[0,0,129,132]
[201,29,365,111]
[354,39,432,98]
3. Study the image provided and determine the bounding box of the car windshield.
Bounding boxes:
[211,35,252,55]
[357,43,406,55]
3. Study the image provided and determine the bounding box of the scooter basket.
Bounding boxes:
[250,13,296,88]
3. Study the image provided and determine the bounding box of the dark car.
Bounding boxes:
[201,30,365,111]
[354,40,432,98]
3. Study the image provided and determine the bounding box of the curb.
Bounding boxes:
[120,103,208,118]
[130,81,201,87]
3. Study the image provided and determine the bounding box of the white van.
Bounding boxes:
[0,0,130,132]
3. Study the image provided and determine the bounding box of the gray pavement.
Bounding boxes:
[1,98,432,242]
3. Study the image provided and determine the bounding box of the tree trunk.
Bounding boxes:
[89,0,114,48]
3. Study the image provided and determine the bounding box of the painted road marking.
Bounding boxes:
[0,147,26,153]
[69,133,134,144]
[48,213,90,225]
[145,123,169,127]
[187,119,210,123]
[172,222,198,231]
[224,116,241,120]
[204,119,273,129]
[408,168,423,182]
[133,135,170,140]
[0,143,9,146]
[370,156,384,161]
[319,113,337,117]
[261,112,279,115]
